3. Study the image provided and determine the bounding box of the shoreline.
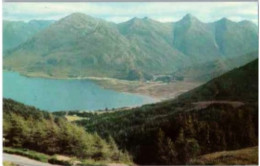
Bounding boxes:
[3,70,202,101]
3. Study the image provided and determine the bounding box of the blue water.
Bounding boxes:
[3,71,155,112]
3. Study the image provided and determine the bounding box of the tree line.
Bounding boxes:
[3,99,131,163]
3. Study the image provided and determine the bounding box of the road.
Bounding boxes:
[3,153,60,166]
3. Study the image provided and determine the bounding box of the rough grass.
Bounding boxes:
[65,115,87,122]
[190,146,258,165]
[4,147,132,166]
[4,147,50,163]
[4,147,72,165]
[3,161,17,166]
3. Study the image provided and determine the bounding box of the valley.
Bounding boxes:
[3,58,258,165]
[2,10,258,166]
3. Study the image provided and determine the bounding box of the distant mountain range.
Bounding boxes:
[3,20,54,51]
[3,13,258,81]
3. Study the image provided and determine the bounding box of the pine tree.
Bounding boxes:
[108,135,120,161]
[157,129,178,164]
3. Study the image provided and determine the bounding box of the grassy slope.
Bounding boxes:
[190,146,258,165]
[177,58,258,102]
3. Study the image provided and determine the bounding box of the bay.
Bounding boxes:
[3,71,155,112]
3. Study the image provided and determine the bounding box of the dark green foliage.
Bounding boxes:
[156,129,178,164]
[48,157,71,165]
[178,59,258,102]
[3,99,131,162]
[75,59,258,164]
[78,102,258,164]
[126,69,143,80]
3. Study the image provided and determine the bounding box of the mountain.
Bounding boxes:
[3,13,258,80]
[3,20,54,52]
[74,59,258,164]
[175,51,258,81]
[172,14,221,62]
[118,17,189,74]
[177,58,258,102]
[4,13,139,79]
[213,18,258,57]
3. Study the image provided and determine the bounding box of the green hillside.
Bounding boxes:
[72,59,258,164]
[3,98,131,164]
[3,13,258,80]
[190,146,258,165]
[176,51,258,81]
[3,20,53,52]
[177,58,258,102]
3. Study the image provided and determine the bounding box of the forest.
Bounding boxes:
[3,99,131,164]
[3,59,258,165]
[73,59,258,164]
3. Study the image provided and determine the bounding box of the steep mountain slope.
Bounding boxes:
[118,17,189,73]
[213,18,258,57]
[4,13,136,78]
[74,59,258,164]
[175,51,258,81]
[3,13,258,80]
[172,14,221,62]
[3,20,53,51]
[177,58,258,102]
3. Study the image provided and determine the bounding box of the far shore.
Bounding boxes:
[4,70,202,100]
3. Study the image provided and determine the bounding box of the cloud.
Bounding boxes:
[3,2,258,24]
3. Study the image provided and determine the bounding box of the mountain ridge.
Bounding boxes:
[3,13,258,80]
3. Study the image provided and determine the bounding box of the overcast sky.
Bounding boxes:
[3,2,258,24]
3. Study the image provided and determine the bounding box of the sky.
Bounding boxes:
[3,2,258,24]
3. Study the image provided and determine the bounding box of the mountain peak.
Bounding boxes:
[128,17,146,25]
[68,12,87,18]
[179,14,200,24]
[183,14,196,20]
[184,13,193,18]
[218,17,232,23]
[215,17,234,27]
[57,12,99,27]
[62,12,96,22]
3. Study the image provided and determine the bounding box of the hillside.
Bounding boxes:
[175,51,258,81]
[3,13,258,80]
[3,98,132,165]
[190,146,258,165]
[3,20,53,52]
[73,59,258,164]
[177,58,258,102]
